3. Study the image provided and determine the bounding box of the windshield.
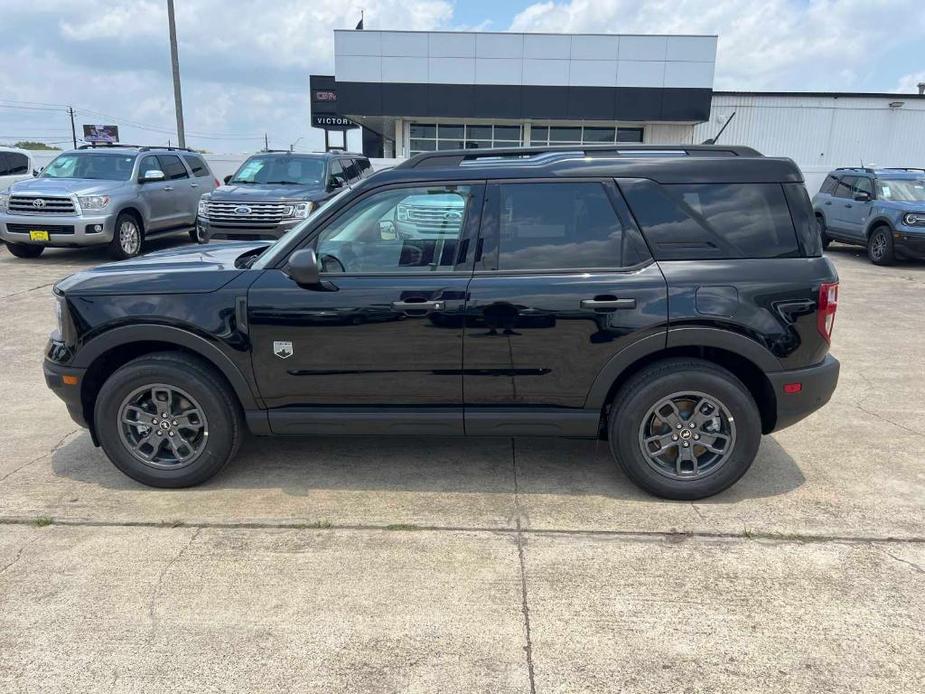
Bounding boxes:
[230,155,325,185]
[251,186,353,270]
[41,153,136,181]
[877,178,925,202]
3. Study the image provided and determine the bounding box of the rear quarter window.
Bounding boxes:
[819,175,838,195]
[181,154,210,177]
[620,180,802,260]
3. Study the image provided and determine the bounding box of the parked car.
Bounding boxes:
[0,147,35,192]
[812,166,925,265]
[0,144,219,259]
[196,151,371,242]
[43,144,839,500]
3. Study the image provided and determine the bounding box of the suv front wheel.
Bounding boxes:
[609,358,761,500]
[94,352,243,487]
[5,242,45,259]
[867,225,895,266]
[109,212,144,260]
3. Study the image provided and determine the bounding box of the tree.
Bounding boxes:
[13,141,61,151]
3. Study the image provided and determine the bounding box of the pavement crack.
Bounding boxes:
[882,549,925,575]
[690,503,706,521]
[0,428,80,485]
[0,535,39,577]
[145,526,201,645]
[512,439,538,694]
[853,403,918,436]
[3,282,55,299]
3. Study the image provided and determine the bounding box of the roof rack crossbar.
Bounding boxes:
[835,166,875,173]
[397,144,763,169]
[880,167,925,172]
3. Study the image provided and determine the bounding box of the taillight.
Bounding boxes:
[817,281,838,343]
[214,178,221,188]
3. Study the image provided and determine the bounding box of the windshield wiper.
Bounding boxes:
[230,179,257,184]
[265,180,303,185]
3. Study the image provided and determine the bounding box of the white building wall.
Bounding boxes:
[694,94,925,192]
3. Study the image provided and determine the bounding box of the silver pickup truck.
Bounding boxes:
[0,145,218,259]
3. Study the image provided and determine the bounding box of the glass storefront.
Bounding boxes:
[529,126,644,146]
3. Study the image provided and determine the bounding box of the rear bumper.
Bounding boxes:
[767,354,840,431]
[43,358,88,428]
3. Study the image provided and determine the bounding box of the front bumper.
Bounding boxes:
[892,228,925,259]
[767,354,840,431]
[43,358,88,428]
[1,211,116,247]
[198,216,302,241]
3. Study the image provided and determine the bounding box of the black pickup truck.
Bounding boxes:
[44,144,839,499]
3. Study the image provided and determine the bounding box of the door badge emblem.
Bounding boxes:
[273,341,293,359]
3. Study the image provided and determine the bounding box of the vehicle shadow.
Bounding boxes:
[825,242,925,272]
[49,430,804,503]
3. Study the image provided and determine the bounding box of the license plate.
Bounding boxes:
[29,230,49,241]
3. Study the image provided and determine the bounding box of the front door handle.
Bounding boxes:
[163,186,174,191]
[824,201,832,206]
[580,298,636,311]
[844,204,852,208]
[392,299,444,315]
[190,182,199,188]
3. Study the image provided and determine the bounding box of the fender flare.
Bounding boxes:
[73,324,261,410]
[584,327,781,409]
[864,217,894,239]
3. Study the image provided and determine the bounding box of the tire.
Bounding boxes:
[815,214,831,250]
[190,219,208,244]
[608,358,762,500]
[94,351,243,488]
[5,242,45,258]
[109,211,144,260]
[867,226,895,266]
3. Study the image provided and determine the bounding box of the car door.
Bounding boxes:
[0,151,32,191]
[156,154,196,226]
[846,176,874,235]
[247,181,485,435]
[829,175,857,237]
[136,155,175,230]
[462,179,667,434]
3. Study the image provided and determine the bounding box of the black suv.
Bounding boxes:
[44,145,840,500]
[196,151,372,242]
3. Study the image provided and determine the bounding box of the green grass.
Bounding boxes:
[32,516,53,527]
[385,523,419,531]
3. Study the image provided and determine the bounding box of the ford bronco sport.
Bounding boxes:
[43,145,840,499]
[0,144,218,259]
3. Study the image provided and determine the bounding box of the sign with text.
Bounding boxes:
[311,114,357,130]
[82,124,119,143]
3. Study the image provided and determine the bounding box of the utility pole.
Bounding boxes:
[166,0,186,148]
[265,133,269,151]
[68,107,77,148]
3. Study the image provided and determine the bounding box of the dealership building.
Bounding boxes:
[311,29,925,191]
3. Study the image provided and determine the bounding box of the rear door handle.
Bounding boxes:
[824,201,832,206]
[163,186,174,191]
[844,204,852,208]
[190,182,199,188]
[580,298,636,311]
[392,299,444,315]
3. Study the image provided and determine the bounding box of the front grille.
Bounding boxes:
[9,195,77,215]
[206,200,290,227]
[399,204,464,234]
[6,223,76,235]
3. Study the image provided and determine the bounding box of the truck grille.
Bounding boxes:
[8,195,77,215]
[206,200,290,227]
[399,204,464,235]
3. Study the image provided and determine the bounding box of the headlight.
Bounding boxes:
[902,212,925,226]
[396,203,409,221]
[0,192,8,213]
[78,195,111,211]
[54,294,66,338]
[289,201,315,219]
[198,194,211,217]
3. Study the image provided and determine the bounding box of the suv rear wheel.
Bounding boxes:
[867,225,895,266]
[608,358,761,499]
[94,352,243,487]
[5,242,45,258]
[109,211,144,260]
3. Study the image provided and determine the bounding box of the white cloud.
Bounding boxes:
[895,72,925,94]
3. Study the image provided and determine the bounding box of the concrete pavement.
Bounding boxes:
[0,240,923,692]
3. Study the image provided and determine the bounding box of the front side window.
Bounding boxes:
[834,176,856,198]
[853,177,874,197]
[230,155,326,185]
[316,185,474,273]
[157,155,189,180]
[42,153,136,181]
[877,178,925,201]
[341,159,359,181]
[494,182,646,270]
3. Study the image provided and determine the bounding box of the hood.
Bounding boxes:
[10,177,125,196]
[55,241,271,296]
[210,183,325,202]
[876,198,925,213]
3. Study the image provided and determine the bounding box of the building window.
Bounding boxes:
[530,125,644,146]
[409,123,524,156]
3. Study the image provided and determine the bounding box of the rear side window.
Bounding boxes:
[157,154,189,180]
[491,181,650,270]
[181,154,210,177]
[0,152,29,176]
[356,158,371,176]
[620,180,801,260]
[819,175,838,195]
[341,159,359,181]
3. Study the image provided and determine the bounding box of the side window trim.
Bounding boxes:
[138,155,161,181]
[288,181,487,276]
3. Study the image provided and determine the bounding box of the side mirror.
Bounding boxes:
[223,174,232,185]
[328,176,343,191]
[32,169,39,177]
[140,169,166,183]
[854,191,871,202]
[286,248,322,287]
[379,220,396,240]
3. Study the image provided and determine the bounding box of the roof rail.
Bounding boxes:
[397,144,763,170]
[75,143,196,152]
[879,167,925,173]
[77,143,141,150]
[835,166,875,173]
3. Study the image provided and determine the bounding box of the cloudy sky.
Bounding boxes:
[2,0,924,153]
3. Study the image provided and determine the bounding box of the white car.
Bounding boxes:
[0,147,34,192]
